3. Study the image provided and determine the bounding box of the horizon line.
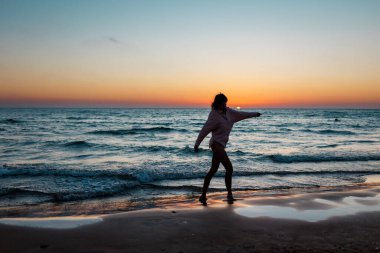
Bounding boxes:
[1,105,379,110]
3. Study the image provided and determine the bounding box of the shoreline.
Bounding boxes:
[1,185,380,252]
[1,179,380,219]
[2,184,380,225]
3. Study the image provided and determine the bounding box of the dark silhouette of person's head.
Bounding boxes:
[212,93,228,112]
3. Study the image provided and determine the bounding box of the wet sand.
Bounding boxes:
[1,186,380,253]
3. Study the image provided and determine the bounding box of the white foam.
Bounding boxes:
[365,175,380,184]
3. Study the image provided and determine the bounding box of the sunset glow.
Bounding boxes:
[1,0,379,108]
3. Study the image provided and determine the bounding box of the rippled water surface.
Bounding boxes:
[0,108,379,216]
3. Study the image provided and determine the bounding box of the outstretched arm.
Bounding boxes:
[229,108,261,123]
[194,111,218,151]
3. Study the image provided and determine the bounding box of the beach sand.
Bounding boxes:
[1,186,380,253]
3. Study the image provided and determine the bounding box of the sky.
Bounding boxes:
[0,0,379,108]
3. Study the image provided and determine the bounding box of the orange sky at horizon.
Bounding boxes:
[1,63,379,107]
[1,77,379,108]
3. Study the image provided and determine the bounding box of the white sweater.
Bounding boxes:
[195,107,260,148]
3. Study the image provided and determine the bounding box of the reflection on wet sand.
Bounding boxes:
[235,186,380,222]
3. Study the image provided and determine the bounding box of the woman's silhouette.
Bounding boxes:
[194,93,261,204]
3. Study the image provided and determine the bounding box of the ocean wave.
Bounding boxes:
[268,153,380,163]
[66,116,84,120]
[317,144,339,148]
[130,145,252,156]
[302,129,356,135]
[132,145,191,154]
[279,128,293,132]
[1,164,379,203]
[318,129,356,135]
[0,184,137,203]
[44,140,117,151]
[354,140,377,143]
[0,183,308,203]
[0,165,135,180]
[63,140,93,148]
[88,129,139,135]
[1,119,23,124]
[2,163,380,184]
[0,188,53,198]
[143,122,173,126]
[88,127,188,136]
[0,172,371,204]
[304,114,317,117]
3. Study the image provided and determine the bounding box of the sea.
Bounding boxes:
[0,108,379,217]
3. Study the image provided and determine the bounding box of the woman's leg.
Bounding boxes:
[216,147,233,196]
[200,149,220,198]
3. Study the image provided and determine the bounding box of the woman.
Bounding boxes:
[194,93,261,204]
